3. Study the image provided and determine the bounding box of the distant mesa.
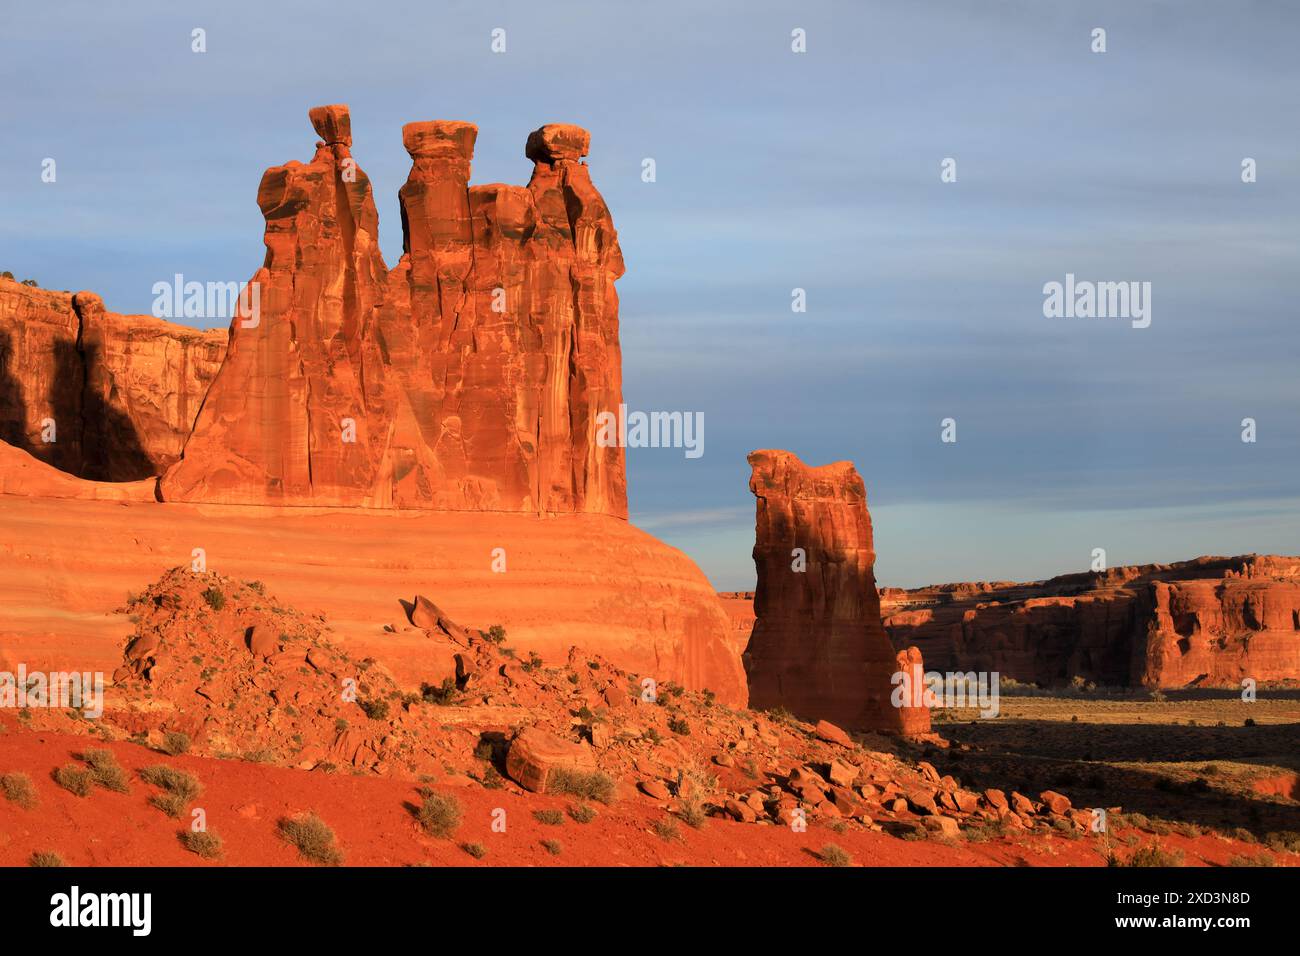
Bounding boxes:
[879,554,1300,688]
[727,552,1300,689]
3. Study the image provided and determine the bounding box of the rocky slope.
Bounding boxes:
[10,568,1111,856]
[6,566,1281,868]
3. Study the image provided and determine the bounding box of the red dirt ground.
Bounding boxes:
[0,717,1279,868]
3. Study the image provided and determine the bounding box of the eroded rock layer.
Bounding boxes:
[161,107,626,514]
[745,449,930,734]
[0,279,225,480]
[880,555,1300,688]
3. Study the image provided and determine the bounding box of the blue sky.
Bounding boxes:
[2,1,1297,588]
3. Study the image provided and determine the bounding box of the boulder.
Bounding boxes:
[504,727,598,794]
[1039,790,1072,815]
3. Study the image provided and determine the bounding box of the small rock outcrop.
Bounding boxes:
[744,449,930,735]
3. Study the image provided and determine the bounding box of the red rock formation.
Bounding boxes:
[160,105,395,506]
[744,449,930,734]
[0,278,225,480]
[161,106,627,514]
[879,555,1300,687]
[717,590,757,656]
[0,108,742,705]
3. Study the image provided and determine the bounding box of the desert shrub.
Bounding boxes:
[653,817,682,842]
[150,793,188,818]
[414,789,462,838]
[766,705,795,724]
[180,829,223,860]
[80,749,130,793]
[668,716,691,736]
[568,803,597,824]
[1228,853,1275,867]
[486,625,506,644]
[277,813,344,865]
[140,761,203,804]
[548,769,615,804]
[533,808,564,826]
[201,587,226,611]
[1264,831,1300,853]
[29,851,64,867]
[1,772,37,809]
[820,844,853,867]
[677,797,708,830]
[962,819,1008,843]
[462,842,487,859]
[53,765,94,797]
[1120,844,1184,867]
[541,838,563,856]
[420,678,458,705]
[161,731,191,756]
[359,697,390,721]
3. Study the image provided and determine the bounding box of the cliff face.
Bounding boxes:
[0,279,225,481]
[0,107,743,705]
[160,107,627,514]
[159,105,395,506]
[744,449,930,734]
[879,555,1300,688]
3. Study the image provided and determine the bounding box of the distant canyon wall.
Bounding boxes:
[725,554,1300,688]
[0,279,225,482]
